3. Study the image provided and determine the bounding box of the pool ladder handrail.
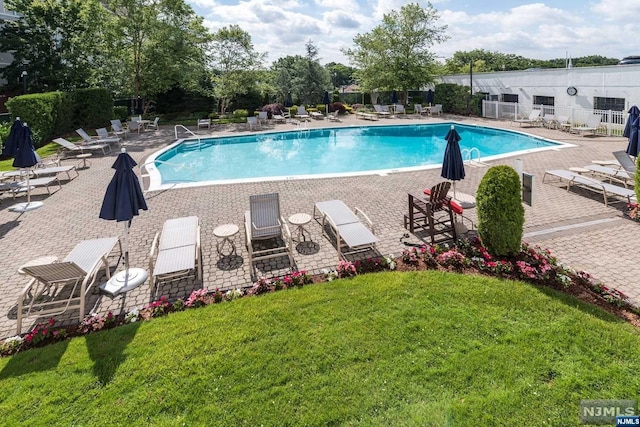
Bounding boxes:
[174,124,201,149]
[139,158,196,193]
[461,147,481,163]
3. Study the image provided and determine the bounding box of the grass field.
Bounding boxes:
[1,271,639,426]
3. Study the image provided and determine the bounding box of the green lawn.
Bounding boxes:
[0,143,60,172]
[1,271,639,426]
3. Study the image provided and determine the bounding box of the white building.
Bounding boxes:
[438,64,640,134]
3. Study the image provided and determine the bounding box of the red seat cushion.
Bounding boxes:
[423,188,464,215]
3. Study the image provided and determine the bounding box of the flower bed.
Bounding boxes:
[2,238,639,357]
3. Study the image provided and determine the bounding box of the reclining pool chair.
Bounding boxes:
[244,193,294,277]
[313,199,379,260]
[16,237,122,334]
[148,216,202,295]
[543,169,636,206]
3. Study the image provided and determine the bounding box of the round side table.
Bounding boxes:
[288,213,312,242]
[76,153,92,169]
[569,167,589,175]
[214,223,239,256]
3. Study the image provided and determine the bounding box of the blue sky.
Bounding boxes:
[186,0,640,65]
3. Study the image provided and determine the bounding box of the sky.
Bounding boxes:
[185,0,640,66]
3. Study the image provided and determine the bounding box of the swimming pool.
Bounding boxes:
[147,122,567,190]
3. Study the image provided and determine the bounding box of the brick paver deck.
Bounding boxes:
[1,114,637,338]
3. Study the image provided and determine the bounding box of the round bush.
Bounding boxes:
[476,165,525,257]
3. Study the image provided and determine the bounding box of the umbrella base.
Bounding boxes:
[99,268,148,297]
[9,201,44,212]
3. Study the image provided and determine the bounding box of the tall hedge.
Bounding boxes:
[5,88,112,147]
[70,88,113,129]
[5,92,72,147]
[476,165,525,256]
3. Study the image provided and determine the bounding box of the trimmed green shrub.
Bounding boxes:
[232,109,248,119]
[476,165,525,257]
[71,88,113,129]
[6,92,72,147]
[112,106,129,121]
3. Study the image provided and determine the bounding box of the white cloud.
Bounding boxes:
[591,0,640,21]
[314,0,359,12]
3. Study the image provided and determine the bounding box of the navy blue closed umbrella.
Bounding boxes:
[323,91,330,114]
[1,117,22,158]
[9,123,43,212]
[391,90,398,104]
[285,93,293,108]
[100,149,148,280]
[441,125,465,199]
[623,105,639,138]
[425,89,435,105]
[627,115,640,157]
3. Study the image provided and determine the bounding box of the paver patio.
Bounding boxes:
[1,113,637,338]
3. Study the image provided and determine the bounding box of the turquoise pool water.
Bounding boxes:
[150,123,562,187]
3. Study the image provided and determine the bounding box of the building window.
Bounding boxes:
[594,97,625,111]
[533,96,554,106]
[502,94,518,103]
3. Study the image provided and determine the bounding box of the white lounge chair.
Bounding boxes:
[244,193,294,277]
[571,114,605,136]
[414,104,429,116]
[294,106,311,120]
[513,110,542,127]
[76,128,118,146]
[310,110,324,120]
[373,105,392,117]
[110,120,130,139]
[257,111,268,125]
[149,216,202,295]
[583,164,634,188]
[327,110,341,122]
[0,175,61,198]
[247,116,260,130]
[613,151,637,174]
[429,104,443,116]
[543,169,636,206]
[313,200,379,260]
[146,117,160,131]
[197,118,211,130]
[394,104,406,115]
[16,236,123,334]
[95,127,122,145]
[272,113,287,123]
[53,137,111,155]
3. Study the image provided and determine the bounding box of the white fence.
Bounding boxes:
[482,100,626,136]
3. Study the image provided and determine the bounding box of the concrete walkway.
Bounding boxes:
[0,114,637,339]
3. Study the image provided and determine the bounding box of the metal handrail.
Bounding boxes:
[461,147,481,163]
[174,124,202,149]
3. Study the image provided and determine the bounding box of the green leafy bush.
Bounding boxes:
[6,92,72,147]
[0,122,10,145]
[476,165,525,256]
[232,109,248,119]
[70,88,113,129]
[112,106,129,121]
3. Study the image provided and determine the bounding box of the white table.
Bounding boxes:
[288,213,312,242]
[76,153,92,169]
[214,223,239,256]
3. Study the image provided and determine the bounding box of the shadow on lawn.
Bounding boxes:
[84,322,141,385]
[0,340,69,379]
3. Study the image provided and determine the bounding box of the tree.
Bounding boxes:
[0,0,110,93]
[102,0,211,107]
[343,2,448,101]
[271,55,302,104]
[292,41,330,105]
[325,62,356,89]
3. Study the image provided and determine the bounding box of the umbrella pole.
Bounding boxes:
[25,169,31,206]
[452,181,457,200]
[124,221,130,280]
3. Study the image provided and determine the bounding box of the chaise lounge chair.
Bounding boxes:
[570,114,606,136]
[582,164,634,188]
[76,128,120,146]
[149,216,202,295]
[543,169,636,206]
[429,104,443,116]
[110,119,130,139]
[513,110,542,127]
[313,199,379,260]
[244,193,294,277]
[294,106,311,120]
[197,118,211,130]
[53,137,111,156]
[247,116,260,131]
[16,236,123,334]
[613,151,637,174]
[373,104,392,118]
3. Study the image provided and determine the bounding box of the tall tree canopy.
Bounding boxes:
[343,2,447,99]
[209,25,266,114]
[0,0,109,92]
